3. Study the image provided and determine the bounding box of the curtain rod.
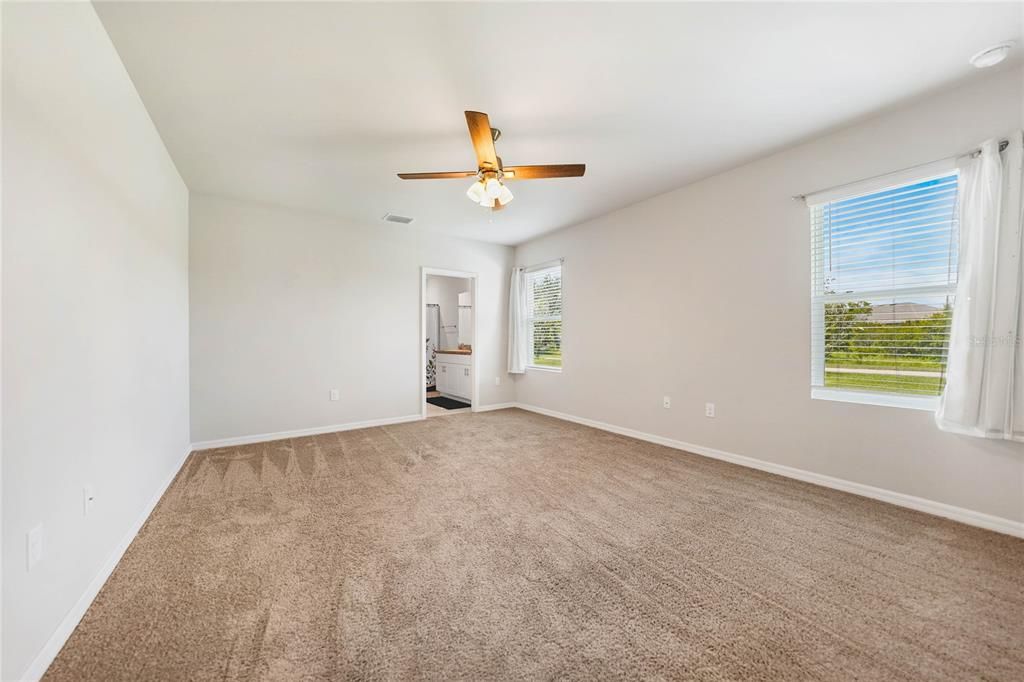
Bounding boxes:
[517,257,565,271]
[792,139,1009,202]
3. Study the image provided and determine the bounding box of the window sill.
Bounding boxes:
[811,387,938,411]
[527,365,562,373]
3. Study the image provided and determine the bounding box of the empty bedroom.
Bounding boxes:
[2,1,1023,680]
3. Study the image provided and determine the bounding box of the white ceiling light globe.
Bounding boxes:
[485,178,502,199]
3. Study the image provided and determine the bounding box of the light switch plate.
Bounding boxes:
[329,389,339,401]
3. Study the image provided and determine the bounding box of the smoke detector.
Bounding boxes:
[382,213,414,224]
[970,42,1014,69]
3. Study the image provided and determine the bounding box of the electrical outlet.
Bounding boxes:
[83,485,96,516]
[494,376,501,386]
[705,402,716,418]
[27,525,43,571]
[329,389,339,401]
[663,396,671,409]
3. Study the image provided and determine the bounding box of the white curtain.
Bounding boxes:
[937,131,1024,440]
[425,304,440,388]
[508,267,528,374]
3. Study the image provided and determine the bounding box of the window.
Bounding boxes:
[810,170,960,408]
[525,262,562,369]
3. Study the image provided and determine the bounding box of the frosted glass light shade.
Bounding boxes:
[466,180,486,203]
[497,184,514,206]
[485,178,502,199]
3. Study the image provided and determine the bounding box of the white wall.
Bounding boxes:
[1,3,190,678]
[189,194,515,443]
[513,66,1024,525]
[426,275,471,349]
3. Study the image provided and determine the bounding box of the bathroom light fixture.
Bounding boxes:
[970,42,1014,68]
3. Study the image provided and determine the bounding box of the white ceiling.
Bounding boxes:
[95,1,1021,245]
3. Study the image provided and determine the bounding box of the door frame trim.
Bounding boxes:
[421,267,479,418]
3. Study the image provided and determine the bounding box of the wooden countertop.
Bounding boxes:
[436,349,472,355]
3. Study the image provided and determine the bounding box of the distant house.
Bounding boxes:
[866,302,942,324]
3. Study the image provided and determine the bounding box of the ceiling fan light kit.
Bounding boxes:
[465,175,513,207]
[398,111,585,211]
[485,177,502,199]
[497,183,514,206]
[466,180,486,203]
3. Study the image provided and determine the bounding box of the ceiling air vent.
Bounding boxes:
[382,213,414,224]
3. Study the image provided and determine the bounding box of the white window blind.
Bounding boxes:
[810,172,960,403]
[525,262,562,369]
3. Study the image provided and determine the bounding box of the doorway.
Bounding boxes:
[421,268,478,418]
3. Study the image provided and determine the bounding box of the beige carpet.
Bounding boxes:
[45,409,1024,680]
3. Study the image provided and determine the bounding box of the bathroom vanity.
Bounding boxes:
[435,350,472,401]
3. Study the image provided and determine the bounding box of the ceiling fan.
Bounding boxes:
[398,111,585,211]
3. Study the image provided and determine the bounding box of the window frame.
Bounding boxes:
[524,260,563,372]
[808,165,960,410]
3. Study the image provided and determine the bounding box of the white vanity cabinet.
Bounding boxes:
[435,352,472,401]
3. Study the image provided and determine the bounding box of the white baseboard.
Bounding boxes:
[21,445,194,682]
[190,413,424,450]
[473,402,518,413]
[512,403,1024,539]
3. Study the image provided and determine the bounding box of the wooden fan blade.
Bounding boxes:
[465,111,498,170]
[397,171,477,180]
[502,164,585,179]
